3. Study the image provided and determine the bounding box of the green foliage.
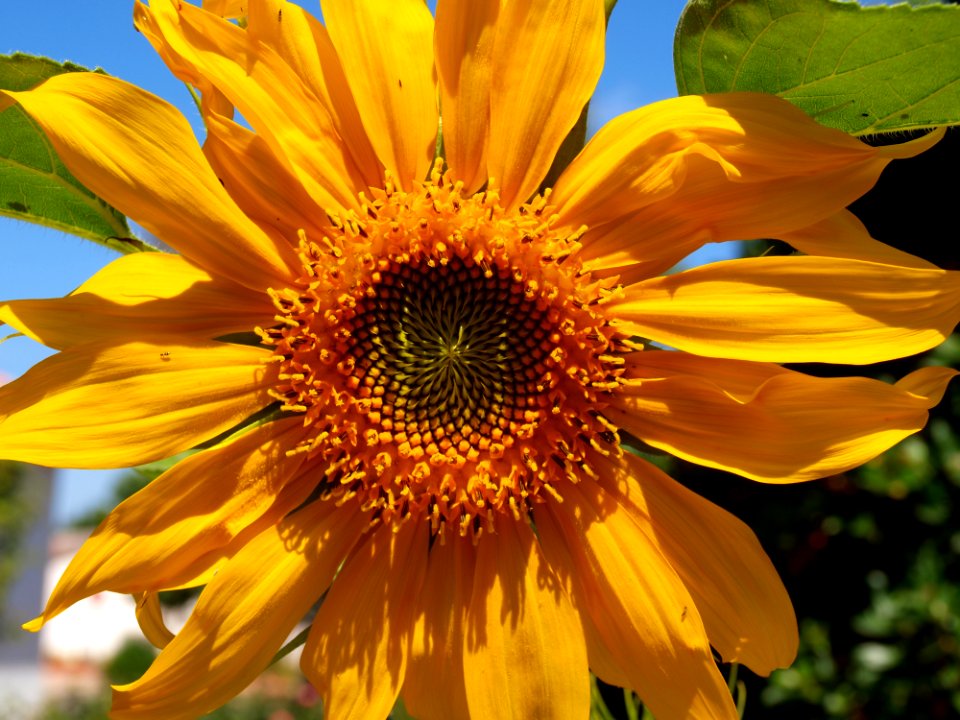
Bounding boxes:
[674,0,960,135]
[104,639,158,686]
[757,404,960,717]
[0,53,146,252]
[0,460,28,617]
[389,697,418,720]
[37,656,321,719]
[200,696,319,720]
[32,694,111,720]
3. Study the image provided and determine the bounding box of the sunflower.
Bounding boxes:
[1,0,958,718]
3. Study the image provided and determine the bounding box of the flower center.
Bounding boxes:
[341,255,556,460]
[260,167,624,541]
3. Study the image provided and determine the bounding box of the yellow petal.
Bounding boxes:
[157,561,225,594]
[487,0,605,209]
[434,0,500,193]
[1,252,272,350]
[580,609,631,689]
[245,0,382,188]
[134,593,175,650]
[780,210,936,270]
[202,0,247,18]
[554,93,941,278]
[521,516,630,689]
[597,452,797,674]
[462,519,590,720]
[136,0,370,213]
[0,339,275,468]
[622,348,782,401]
[110,501,368,720]
[203,113,330,241]
[576,212,715,287]
[321,0,437,188]
[535,485,738,720]
[608,353,958,483]
[896,365,958,404]
[302,520,426,720]
[23,419,307,633]
[1,73,297,292]
[610,256,960,364]
[403,537,473,720]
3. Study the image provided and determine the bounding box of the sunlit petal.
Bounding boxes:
[487,0,605,209]
[462,519,590,719]
[23,419,308,632]
[0,339,275,468]
[597,452,797,674]
[555,93,941,278]
[1,253,273,350]
[1,73,298,291]
[136,0,371,212]
[434,0,500,193]
[321,0,437,188]
[402,537,473,720]
[246,0,383,188]
[133,593,174,650]
[110,502,367,720]
[202,112,331,241]
[302,520,426,720]
[611,256,960,364]
[609,353,958,482]
[779,210,936,269]
[536,484,738,720]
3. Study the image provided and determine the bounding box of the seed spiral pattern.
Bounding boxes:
[342,256,556,447]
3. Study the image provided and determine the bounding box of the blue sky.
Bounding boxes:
[0,0,689,524]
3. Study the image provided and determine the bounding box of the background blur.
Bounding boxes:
[1,1,958,718]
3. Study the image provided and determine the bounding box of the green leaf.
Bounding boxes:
[0,53,149,253]
[674,0,960,135]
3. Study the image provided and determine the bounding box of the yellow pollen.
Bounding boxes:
[261,165,624,540]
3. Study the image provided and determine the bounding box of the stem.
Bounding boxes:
[269,625,310,667]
